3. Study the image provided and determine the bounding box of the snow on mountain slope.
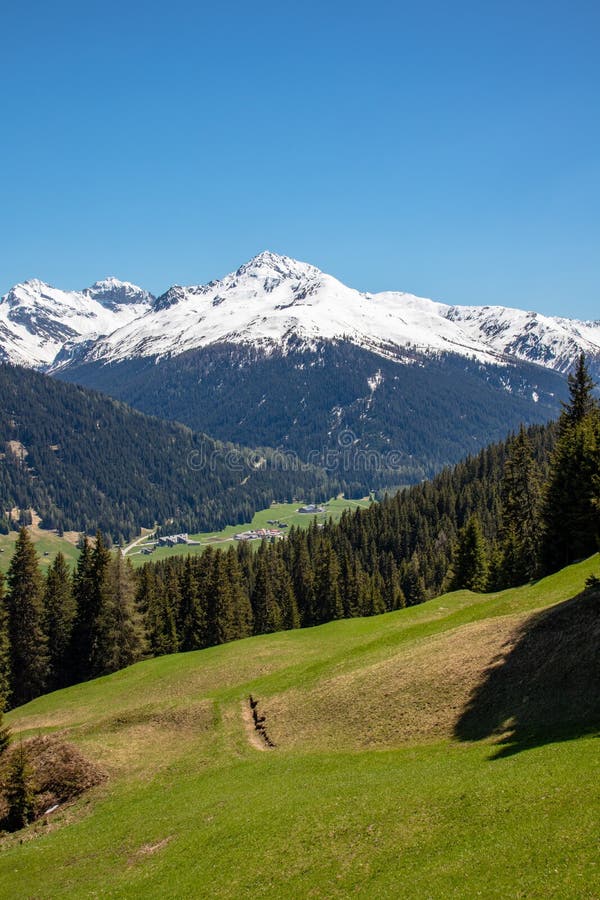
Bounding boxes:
[68,252,506,367]
[446,305,600,374]
[68,251,600,375]
[0,278,153,368]
[2,253,598,375]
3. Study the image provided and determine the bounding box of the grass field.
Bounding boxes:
[126,497,373,567]
[0,528,80,574]
[3,555,599,898]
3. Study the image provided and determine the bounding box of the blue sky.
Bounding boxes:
[1,0,599,317]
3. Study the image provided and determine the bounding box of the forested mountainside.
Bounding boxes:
[0,365,348,541]
[59,341,567,484]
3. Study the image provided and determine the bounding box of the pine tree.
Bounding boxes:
[43,553,76,690]
[6,528,48,706]
[106,553,146,671]
[251,546,282,634]
[4,743,35,831]
[561,353,598,430]
[0,572,11,707]
[447,516,489,592]
[498,427,541,586]
[69,536,96,682]
[0,711,10,755]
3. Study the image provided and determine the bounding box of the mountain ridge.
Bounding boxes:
[0,277,153,368]
[2,252,599,377]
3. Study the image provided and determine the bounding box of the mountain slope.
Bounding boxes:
[2,253,599,376]
[46,251,600,375]
[59,251,506,366]
[4,556,599,898]
[0,364,342,540]
[4,253,590,483]
[0,278,153,368]
[59,340,567,482]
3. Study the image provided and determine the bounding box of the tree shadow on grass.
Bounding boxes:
[454,589,600,758]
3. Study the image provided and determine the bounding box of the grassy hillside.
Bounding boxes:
[0,527,80,574]
[3,556,599,898]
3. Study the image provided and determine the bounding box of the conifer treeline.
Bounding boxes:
[2,356,598,711]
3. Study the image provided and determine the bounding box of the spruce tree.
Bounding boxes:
[274,556,300,630]
[43,553,76,690]
[541,412,600,571]
[88,531,114,676]
[178,557,206,651]
[447,516,489,592]
[400,556,427,606]
[541,356,599,572]
[561,353,598,429]
[0,572,11,707]
[251,546,282,634]
[139,569,178,656]
[382,553,406,610]
[291,538,316,625]
[4,743,35,831]
[0,710,10,755]
[106,553,146,671]
[498,427,542,586]
[208,552,236,645]
[70,536,96,682]
[225,548,254,640]
[6,528,48,706]
[313,539,343,623]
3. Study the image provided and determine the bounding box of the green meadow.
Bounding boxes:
[3,555,599,898]
[0,529,80,575]
[126,496,373,566]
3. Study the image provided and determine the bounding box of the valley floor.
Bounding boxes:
[3,557,599,898]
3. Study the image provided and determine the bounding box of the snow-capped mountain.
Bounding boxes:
[1,252,598,375]
[3,252,593,490]
[446,305,600,375]
[44,251,599,378]
[5,251,577,486]
[0,278,153,368]
[70,251,502,368]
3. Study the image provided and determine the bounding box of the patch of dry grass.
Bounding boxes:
[0,735,106,831]
[73,700,216,778]
[264,613,525,750]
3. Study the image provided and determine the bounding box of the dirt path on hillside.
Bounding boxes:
[241,701,270,751]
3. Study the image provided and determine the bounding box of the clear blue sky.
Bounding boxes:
[1,0,599,317]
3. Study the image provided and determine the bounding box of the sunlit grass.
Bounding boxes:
[3,555,598,898]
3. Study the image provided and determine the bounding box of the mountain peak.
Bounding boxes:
[83,278,154,308]
[235,251,320,282]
